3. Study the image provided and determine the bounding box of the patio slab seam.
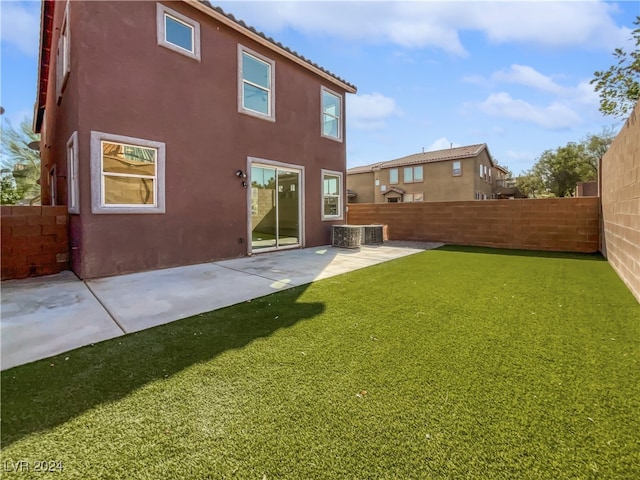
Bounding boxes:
[84,281,128,334]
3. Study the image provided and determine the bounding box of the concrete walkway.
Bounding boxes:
[1,242,442,370]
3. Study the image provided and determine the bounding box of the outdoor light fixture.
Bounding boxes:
[242,181,248,188]
[236,169,246,178]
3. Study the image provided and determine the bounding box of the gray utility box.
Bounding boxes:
[362,225,384,245]
[332,225,383,248]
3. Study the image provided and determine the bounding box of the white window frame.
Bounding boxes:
[321,86,343,142]
[56,1,71,103]
[67,131,79,214]
[479,164,484,179]
[404,166,423,183]
[238,45,276,121]
[452,161,462,176]
[403,193,424,203]
[389,168,398,185]
[156,3,201,61]
[90,131,166,214]
[321,169,344,221]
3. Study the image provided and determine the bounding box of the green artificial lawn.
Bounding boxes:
[2,246,639,479]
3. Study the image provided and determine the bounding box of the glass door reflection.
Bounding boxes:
[251,165,300,251]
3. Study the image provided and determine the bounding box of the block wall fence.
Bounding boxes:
[600,101,640,303]
[347,197,600,253]
[1,206,70,280]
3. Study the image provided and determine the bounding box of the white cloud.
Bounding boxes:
[219,1,630,54]
[347,93,400,131]
[0,2,40,56]
[492,65,567,95]
[477,92,582,129]
[574,80,600,106]
[427,137,460,152]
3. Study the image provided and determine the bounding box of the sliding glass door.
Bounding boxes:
[250,164,300,251]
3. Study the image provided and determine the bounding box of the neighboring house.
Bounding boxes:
[34,0,356,278]
[493,165,524,199]
[575,181,598,197]
[347,144,514,203]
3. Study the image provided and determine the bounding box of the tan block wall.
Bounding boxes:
[347,198,599,253]
[601,102,640,303]
[1,206,70,280]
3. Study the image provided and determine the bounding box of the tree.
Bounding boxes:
[591,16,640,118]
[1,172,20,205]
[580,127,616,174]
[515,171,546,198]
[517,131,614,198]
[0,118,41,204]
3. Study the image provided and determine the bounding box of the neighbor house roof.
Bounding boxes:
[34,0,357,132]
[348,144,492,173]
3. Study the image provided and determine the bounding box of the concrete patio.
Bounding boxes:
[1,241,442,370]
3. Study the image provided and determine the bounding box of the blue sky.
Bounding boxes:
[2,1,638,174]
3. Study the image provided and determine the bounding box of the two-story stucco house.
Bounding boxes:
[34,0,356,278]
[347,144,513,203]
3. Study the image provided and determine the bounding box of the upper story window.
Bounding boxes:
[389,168,398,184]
[239,46,275,121]
[452,161,462,176]
[321,169,344,220]
[90,131,166,214]
[156,3,201,61]
[404,165,423,183]
[479,164,484,178]
[321,87,342,141]
[56,1,70,103]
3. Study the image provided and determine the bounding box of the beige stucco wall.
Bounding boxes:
[372,156,492,203]
[346,171,375,203]
[601,101,640,303]
[348,150,506,203]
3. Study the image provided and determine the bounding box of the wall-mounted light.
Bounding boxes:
[236,169,246,178]
[242,181,248,188]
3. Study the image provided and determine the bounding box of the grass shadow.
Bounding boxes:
[1,284,323,448]
[437,244,606,261]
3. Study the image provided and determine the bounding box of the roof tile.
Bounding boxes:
[348,144,488,173]
[200,1,356,91]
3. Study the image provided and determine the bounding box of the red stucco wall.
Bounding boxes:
[43,1,350,278]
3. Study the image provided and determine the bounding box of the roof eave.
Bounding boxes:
[34,0,54,133]
[186,1,356,94]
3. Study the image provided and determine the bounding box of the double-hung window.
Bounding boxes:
[56,1,70,102]
[239,46,275,120]
[404,193,423,202]
[321,169,343,220]
[156,4,201,61]
[389,168,398,184]
[321,87,342,141]
[90,131,165,214]
[404,166,423,183]
[452,161,462,176]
